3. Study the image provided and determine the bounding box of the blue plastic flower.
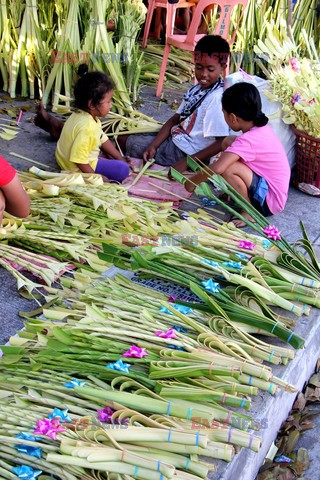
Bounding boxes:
[262,239,272,249]
[201,279,220,293]
[202,259,219,268]
[48,408,71,423]
[14,445,42,459]
[222,261,243,270]
[235,253,250,261]
[63,378,86,389]
[106,359,131,373]
[12,465,42,480]
[172,325,188,334]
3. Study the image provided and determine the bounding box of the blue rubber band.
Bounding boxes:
[271,322,279,334]
[240,398,246,408]
[160,475,164,480]
[290,304,295,312]
[168,428,173,443]
[186,407,193,420]
[310,280,315,287]
[297,295,301,302]
[268,350,275,362]
[133,466,139,478]
[287,332,294,343]
[195,432,200,446]
[248,375,253,386]
[185,458,191,470]
[166,401,172,415]
[267,383,274,393]
[301,277,305,285]
[157,461,161,472]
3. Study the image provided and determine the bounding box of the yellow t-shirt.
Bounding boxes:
[55,111,108,171]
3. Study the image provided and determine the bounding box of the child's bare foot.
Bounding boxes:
[229,211,255,228]
[34,102,63,140]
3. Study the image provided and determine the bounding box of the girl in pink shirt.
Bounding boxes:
[186,82,291,228]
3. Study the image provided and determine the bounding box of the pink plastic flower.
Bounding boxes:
[289,58,300,73]
[308,98,316,105]
[263,225,281,241]
[154,328,177,339]
[34,418,65,440]
[292,93,301,105]
[123,345,148,358]
[238,240,256,251]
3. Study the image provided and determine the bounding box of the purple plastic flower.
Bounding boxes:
[122,345,148,358]
[263,225,281,241]
[97,406,128,425]
[292,93,301,105]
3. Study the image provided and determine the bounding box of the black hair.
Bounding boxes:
[194,35,230,66]
[73,64,114,112]
[222,82,269,127]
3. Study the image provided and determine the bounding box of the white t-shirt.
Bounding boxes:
[171,85,229,155]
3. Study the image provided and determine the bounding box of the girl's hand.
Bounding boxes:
[123,156,134,171]
[102,175,110,183]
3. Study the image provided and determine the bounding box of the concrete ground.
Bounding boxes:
[0,86,320,479]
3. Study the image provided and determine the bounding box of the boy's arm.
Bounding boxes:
[169,136,225,178]
[185,152,240,192]
[1,174,30,219]
[143,113,181,162]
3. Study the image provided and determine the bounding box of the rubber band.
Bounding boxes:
[291,283,296,292]
[231,366,235,377]
[248,375,253,386]
[168,428,173,443]
[240,397,246,408]
[271,322,279,334]
[157,461,161,472]
[301,277,305,285]
[121,449,126,461]
[133,466,139,478]
[160,475,164,480]
[303,304,308,311]
[248,432,254,449]
[185,458,191,470]
[186,407,193,420]
[209,361,214,376]
[306,287,311,296]
[195,432,200,446]
[287,332,294,343]
[257,328,261,334]
[166,401,172,415]
[227,427,232,443]
[221,393,227,404]
[290,304,295,312]
[297,295,301,302]
[310,280,315,287]
[226,410,232,425]
[267,383,274,393]
[268,350,275,362]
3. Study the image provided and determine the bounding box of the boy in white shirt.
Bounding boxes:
[124,35,230,173]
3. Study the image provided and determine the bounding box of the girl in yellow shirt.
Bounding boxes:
[54,66,130,182]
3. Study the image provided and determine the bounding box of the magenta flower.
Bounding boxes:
[308,98,316,105]
[154,328,177,339]
[34,418,65,440]
[289,58,300,73]
[97,406,128,425]
[263,225,281,241]
[292,93,301,105]
[238,240,256,251]
[97,406,115,423]
[123,345,148,358]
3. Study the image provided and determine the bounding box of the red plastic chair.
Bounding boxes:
[142,0,196,48]
[156,0,248,96]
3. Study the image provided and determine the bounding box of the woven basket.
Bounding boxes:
[292,125,320,188]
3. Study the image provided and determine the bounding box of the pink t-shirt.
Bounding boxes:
[225,125,290,214]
